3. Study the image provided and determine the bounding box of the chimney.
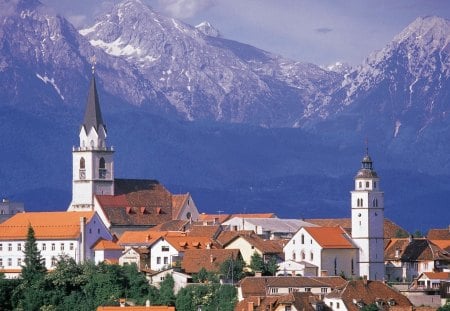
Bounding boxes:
[79,217,86,263]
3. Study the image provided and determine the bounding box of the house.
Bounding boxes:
[238,276,347,301]
[323,279,413,311]
[0,211,112,278]
[283,226,358,278]
[181,248,241,274]
[147,268,192,294]
[412,272,450,291]
[222,217,317,240]
[223,231,285,266]
[235,292,322,311]
[92,238,123,264]
[119,247,151,271]
[384,237,450,282]
[276,260,318,277]
[67,75,200,236]
[427,226,450,253]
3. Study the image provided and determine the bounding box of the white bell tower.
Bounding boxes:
[68,72,114,211]
[351,148,384,280]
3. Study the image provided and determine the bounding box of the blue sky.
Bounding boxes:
[41,0,450,67]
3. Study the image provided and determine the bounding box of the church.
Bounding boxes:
[67,73,200,236]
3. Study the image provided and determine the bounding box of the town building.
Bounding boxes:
[67,74,200,236]
[0,211,112,278]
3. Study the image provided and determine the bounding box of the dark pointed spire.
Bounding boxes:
[83,75,105,133]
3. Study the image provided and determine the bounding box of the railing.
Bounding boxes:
[73,146,114,152]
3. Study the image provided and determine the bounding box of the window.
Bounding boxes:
[51,257,57,266]
[17,243,21,251]
[351,258,354,275]
[334,257,337,275]
[17,258,22,266]
[99,157,106,179]
[293,239,295,245]
[374,181,377,188]
[60,243,64,251]
[8,243,12,251]
[162,246,169,252]
[366,181,369,187]
[310,252,314,261]
[51,243,55,251]
[70,243,74,251]
[270,288,278,294]
[7,258,12,266]
[337,302,340,309]
[321,288,328,293]
[0,258,2,266]
[305,288,311,292]
[0,244,2,251]
[358,181,362,188]
[292,251,296,261]
[89,229,92,234]
[164,257,168,264]
[330,302,333,307]
[98,228,100,234]
[157,257,161,264]
[285,306,292,311]
[301,251,305,260]
[42,243,46,251]
[79,157,86,179]
[301,234,304,244]
[186,212,191,219]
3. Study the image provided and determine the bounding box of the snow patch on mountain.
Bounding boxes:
[36,73,64,100]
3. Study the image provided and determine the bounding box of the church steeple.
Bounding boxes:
[68,70,115,212]
[82,76,105,134]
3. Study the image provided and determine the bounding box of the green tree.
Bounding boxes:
[175,287,195,311]
[0,273,20,310]
[249,251,264,273]
[207,284,237,311]
[437,301,450,311]
[21,225,46,283]
[159,274,176,306]
[220,255,245,283]
[122,263,150,304]
[264,255,279,276]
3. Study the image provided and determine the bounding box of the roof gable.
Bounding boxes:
[303,226,355,249]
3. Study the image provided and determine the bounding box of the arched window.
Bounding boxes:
[301,251,305,260]
[310,252,314,261]
[372,198,378,207]
[358,181,362,188]
[366,181,370,188]
[99,157,106,179]
[79,158,86,179]
[374,181,377,188]
[301,234,305,244]
[292,251,296,261]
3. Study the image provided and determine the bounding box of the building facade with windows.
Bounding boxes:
[0,211,112,278]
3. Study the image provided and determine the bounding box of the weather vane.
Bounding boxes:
[90,55,97,74]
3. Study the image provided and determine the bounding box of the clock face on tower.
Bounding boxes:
[79,170,86,180]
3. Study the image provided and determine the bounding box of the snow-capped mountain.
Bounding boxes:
[195,21,220,37]
[333,16,450,136]
[79,0,341,126]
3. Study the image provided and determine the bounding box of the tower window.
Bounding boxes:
[99,157,106,179]
[366,181,370,188]
[359,181,362,188]
[374,181,377,188]
[79,158,86,179]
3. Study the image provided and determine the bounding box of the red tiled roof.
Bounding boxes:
[421,272,450,280]
[93,238,123,251]
[215,230,254,247]
[165,236,214,251]
[304,226,355,249]
[118,230,185,246]
[327,280,413,311]
[187,225,222,238]
[171,194,189,219]
[198,213,231,223]
[0,211,94,240]
[181,249,241,273]
[225,232,284,254]
[427,228,450,240]
[97,306,175,311]
[148,220,189,232]
[384,238,450,261]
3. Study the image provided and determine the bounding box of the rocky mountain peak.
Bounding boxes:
[195,21,220,37]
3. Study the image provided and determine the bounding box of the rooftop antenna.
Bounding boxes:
[90,55,97,75]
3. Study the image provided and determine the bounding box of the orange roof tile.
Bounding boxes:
[164,236,214,251]
[198,213,231,223]
[422,272,450,280]
[118,230,185,246]
[304,226,355,249]
[171,194,189,219]
[0,212,94,240]
[430,239,450,251]
[187,225,222,238]
[93,238,123,251]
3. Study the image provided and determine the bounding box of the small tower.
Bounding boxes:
[351,147,384,280]
[68,72,114,211]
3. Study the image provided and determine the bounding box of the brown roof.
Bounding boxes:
[216,230,254,246]
[148,220,190,232]
[385,238,450,261]
[305,218,409,243]
[304,226,355,249]
[187,225,222,238]
[239,276,346,298]
[235,293,318,311]
[421,272,450,280]
[96,179,176,226]
[0,211,94,240]
[427,227,450,240]
[171,194,189,219]
[225,233,284,254]
[326,280,412,311]
[181,249,241,273]
[97,306,175,311]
